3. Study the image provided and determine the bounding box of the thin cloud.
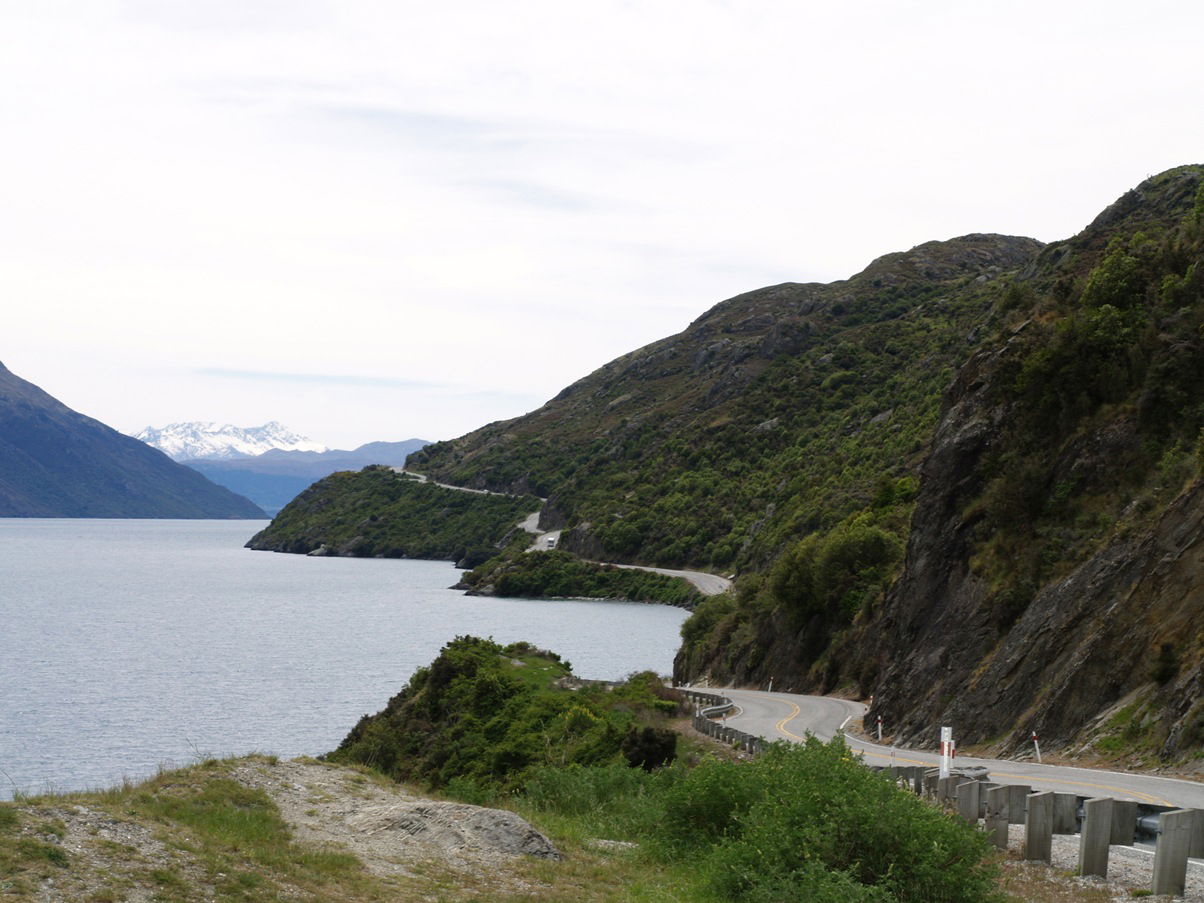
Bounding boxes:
[318,105,506,149]
[466,179,597,212]
[198,368,442,390]
[197,368,546,408]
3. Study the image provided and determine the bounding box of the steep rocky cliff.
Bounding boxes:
[866,166,1204,759]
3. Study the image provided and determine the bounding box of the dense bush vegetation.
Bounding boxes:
[333,640,997,902]
[328,636,680,792]
[970,174,1204,599]
[521,736,997,903]
[461,549,704,607]
[411,238,1035,577]
[245,467,539,564]
[674,487,912,690]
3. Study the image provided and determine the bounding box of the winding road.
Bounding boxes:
[717,688,1204,809]
[398,468,733,596]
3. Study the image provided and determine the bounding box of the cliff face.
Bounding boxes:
[867,166,1204,758]
[871,351,1204,758]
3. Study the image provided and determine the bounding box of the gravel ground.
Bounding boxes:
[1005,824,1204,901]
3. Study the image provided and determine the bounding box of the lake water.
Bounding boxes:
[0,519,690,799]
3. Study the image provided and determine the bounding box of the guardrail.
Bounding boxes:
[680,689,765,756]
[677,687,1202,895]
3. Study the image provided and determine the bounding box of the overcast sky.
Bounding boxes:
[4,1,1202,449]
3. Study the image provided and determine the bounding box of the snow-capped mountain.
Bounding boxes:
[135,421,328,461]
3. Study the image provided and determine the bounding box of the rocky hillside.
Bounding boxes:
[679,165,1204,763]
[412,232,1042,572]
[864,165,1204,759]
[0,362,264,518]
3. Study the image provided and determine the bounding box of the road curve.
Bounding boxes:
[615,563,732,596]
[717,688,1204,810]
[396,469,733,596]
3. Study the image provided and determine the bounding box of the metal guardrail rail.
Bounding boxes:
[680,689,765,756]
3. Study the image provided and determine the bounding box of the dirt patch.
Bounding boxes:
[227,758,560,880]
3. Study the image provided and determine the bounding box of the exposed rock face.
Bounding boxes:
[866,168,1204,756]
[231,757,562,874]
[873,463,1204,756]
[346,802,561,860]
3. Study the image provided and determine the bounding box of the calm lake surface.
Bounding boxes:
[0,519,690,799]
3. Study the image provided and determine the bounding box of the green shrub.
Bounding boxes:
[679,738,998,903]
[465,549,703,607]
[1151,643,1179,685]
[523,762,651,816]
[1080,238,1147,309]
[330,637,678,792]
[655,758,764,852]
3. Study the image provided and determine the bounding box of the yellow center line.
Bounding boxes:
[775,701,806,741]
[767,699,1174,806]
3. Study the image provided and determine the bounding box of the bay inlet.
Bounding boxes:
[0,519,689,799]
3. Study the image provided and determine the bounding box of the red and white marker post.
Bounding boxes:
[939,726,953,778]
[1031,730,1042,764]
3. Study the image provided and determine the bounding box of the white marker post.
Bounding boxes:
[939,726,953,778]
[767,676,774,693]
[1031,731,1042,764]
[876,714,883,743]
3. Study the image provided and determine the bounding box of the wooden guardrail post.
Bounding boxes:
[923,772,938,799]
[1024,792,1054,863]
[1110,799,1137,845]
[1007,784,1031,825]
[1078,797,1112,878]
[956,781,980,824]
[1189,808,1204,859]
[985,786,1009,849]
[1053,792,1078,834]
[1152,809,1194,897]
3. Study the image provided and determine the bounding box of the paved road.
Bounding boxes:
[718,688,1204,809]
[398,469,732,596]
[616,564,732,596]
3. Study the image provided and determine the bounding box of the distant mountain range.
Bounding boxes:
[135,421,328,460]
[177,440,431,516]
[0,363,265,518]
